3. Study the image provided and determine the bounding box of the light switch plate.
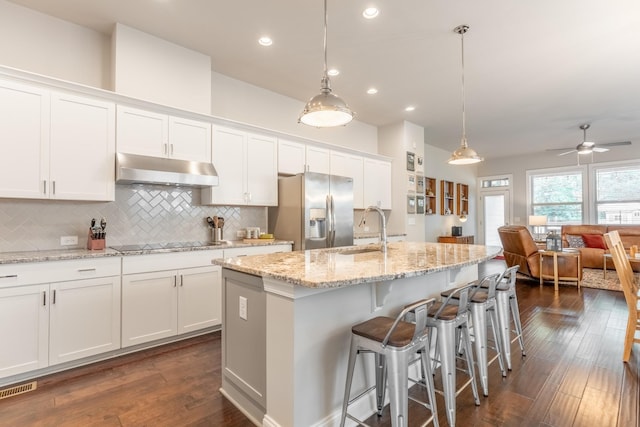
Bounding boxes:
[239,296,248,320]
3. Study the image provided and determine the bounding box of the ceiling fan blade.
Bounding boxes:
[546,146,576,152]
[557,150,577,156]
[599,141,632,147]
[593,147,610,153]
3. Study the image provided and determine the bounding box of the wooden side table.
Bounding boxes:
[539,249,582,291]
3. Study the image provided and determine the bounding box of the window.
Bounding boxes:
[594,164,640,224]
[481,177,509,188]
[528,167,586,227]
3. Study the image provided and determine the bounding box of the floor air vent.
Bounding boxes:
[0,381,37,400]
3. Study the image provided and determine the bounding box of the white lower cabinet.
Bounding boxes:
[0,257,121,379]
[49,276,121,365]
[0,284,49,378]
[121,250,223,348]
[121,265,221,347]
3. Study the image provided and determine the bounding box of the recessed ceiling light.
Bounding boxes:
[258,36,273,46]
[405,106,415,112]
[327,68,340,76]
[367,88,378,95]
[362,7,379,19]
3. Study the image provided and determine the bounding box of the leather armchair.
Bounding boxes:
[498,225,581,281]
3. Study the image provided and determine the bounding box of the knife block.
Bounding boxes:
[87,231,106,250]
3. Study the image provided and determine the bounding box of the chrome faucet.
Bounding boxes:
[359,205,387,252]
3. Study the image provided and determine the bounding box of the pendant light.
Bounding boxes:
[298,0,355,127]
[448,25,483,165]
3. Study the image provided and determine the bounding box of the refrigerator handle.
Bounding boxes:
[326,195,333,247]
[329,194,336,247]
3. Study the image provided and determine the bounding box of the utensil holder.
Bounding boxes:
[87,231,105,250]
[211,228,222,243]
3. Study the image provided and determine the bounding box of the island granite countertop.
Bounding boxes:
[216,241,501,288]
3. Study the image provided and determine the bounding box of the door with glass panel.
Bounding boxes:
[480,190,510,246]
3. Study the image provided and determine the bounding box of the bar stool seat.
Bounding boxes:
[340,299,439,427]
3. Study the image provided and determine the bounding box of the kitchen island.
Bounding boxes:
[216,241,501,427]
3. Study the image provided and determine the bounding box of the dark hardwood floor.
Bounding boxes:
[1,277,638,426]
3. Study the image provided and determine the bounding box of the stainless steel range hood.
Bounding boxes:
[116,153,219,187]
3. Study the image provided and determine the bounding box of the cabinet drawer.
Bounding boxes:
[122,249,223,275]
[0,257,121,288]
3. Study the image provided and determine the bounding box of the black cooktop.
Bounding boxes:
[110,241,223,252]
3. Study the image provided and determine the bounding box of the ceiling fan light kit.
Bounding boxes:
[299,0,354,128]
[550,123,631,159]
[448,24,483,165]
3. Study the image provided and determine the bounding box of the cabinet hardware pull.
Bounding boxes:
[53,181,56,195]
[43,291,46,306]
[43,180,47,194]
[53,289,56,304]
[0,274,18,279]
[164,143,168,154]
[77,268,96,272]
[179,275,183,286]
[170,144,174,155]
[174,276,177,287]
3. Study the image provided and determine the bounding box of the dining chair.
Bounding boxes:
[603,230,640,362]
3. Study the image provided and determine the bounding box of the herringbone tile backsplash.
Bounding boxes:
[0,184,267,252]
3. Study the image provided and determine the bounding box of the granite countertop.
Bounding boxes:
[216,241,502,288]
[0,240,293,265]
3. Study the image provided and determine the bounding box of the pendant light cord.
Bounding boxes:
[460,26,467,148]
[323,0,328,78]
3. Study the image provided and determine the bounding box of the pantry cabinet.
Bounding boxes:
[202,125,278,206]
[116,105,211,163]
[0,257,121,379]
[363,158,392,209]
[0,79,115,201]
[330,150,364,209]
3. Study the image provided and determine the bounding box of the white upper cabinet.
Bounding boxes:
[330,150,364,209]
[277,139,331,176]
[306,145,331,174]
[0,79,115,201]
[50,92,116,201]
[0,79,50,199]
[363,158,392,210]
[116,105,211,163]
[277,139,306,175]
[202,125,277,206]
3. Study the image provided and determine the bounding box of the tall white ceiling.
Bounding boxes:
[8,0,640,159]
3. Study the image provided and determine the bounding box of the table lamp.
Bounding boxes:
[529,215,547,241]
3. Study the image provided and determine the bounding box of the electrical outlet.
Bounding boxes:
[239,296,248,320]
[60,235,78,246]
[364,226,370,232]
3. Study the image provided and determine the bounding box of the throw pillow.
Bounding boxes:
[582,234,607,250]
[566,235,585,248]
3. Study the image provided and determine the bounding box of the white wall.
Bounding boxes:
[378,121,425,240]
[423,144,478,242]
[477,145,640,227]
[0,0,109,89]
[210,71,377,154]
[112,23,212,114]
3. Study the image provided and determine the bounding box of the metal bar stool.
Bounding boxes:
[428,282,480,427]
[494,265,526,370]
[442,273,507,397]
[340,299,439,427]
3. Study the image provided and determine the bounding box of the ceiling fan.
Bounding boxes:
[549,124,631,157]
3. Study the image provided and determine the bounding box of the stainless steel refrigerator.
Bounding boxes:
[268,172,354,251]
